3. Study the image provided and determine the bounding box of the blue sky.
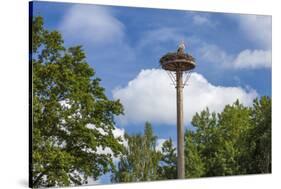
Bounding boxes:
[32,1,271,184]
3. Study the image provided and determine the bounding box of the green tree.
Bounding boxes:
[185,97,271,177]
[215,100,252,175]
[185,130,205,178]
[243,96,272,173]
[157,138,177,180]
[32,16,124,187]
[186,108,219,177]
[186,101,251,177]
[112,122,161,182]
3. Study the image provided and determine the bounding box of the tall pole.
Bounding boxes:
[160,42,195,179]
[176,69,185,179]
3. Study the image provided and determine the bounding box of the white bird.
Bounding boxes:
[177,41,185,54]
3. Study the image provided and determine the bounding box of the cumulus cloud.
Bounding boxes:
[59,4,136,81]
[233,15,272,48]
[60,4,124,46]
[199,43,271,69]
[233,49,272,69]
[198,14,271,69]
[112,69,258,126]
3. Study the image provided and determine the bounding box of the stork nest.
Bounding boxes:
[160,52,195,64]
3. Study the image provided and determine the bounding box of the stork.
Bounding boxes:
[177,40,186,54]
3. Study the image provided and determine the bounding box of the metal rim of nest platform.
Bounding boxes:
[160,59,196,72]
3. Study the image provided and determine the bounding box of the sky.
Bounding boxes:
[31,1,272,184]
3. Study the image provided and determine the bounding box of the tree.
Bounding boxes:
[186,108,218,177]
[32,16,124,187]
[243,96,271,173]
[215,100,252,175]
[157,138,177,180]
[185,130,205,178]
[185,97,271,177]
[112,122,161,182]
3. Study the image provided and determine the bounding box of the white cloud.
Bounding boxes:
[86,124,107,136]
[155,139,167,152]
[113,69,258,126]
[233,49,272,69]
[85,126,126,185]
[155,138,176,152]
[96,146,114,156]
[95,126,127,163]
[192,14,217,27]
[233,15,271,48]
[86,124,127,154]
[59,4,136,73]
[112,127,128,148]
[199,43,271,69]
[60,4,124,46]
[198,43,233,65]
[198,15,271,69]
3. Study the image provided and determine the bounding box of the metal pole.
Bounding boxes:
[176,70,185,179]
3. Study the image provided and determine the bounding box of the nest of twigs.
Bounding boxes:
[160,52,195,64]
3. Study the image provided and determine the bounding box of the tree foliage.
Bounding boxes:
[32,16,124,187]
[111,122,161,182]
[185,130,205,178]
[185,98,271,178]
[243,96,272,173]
[157,138,177,180]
